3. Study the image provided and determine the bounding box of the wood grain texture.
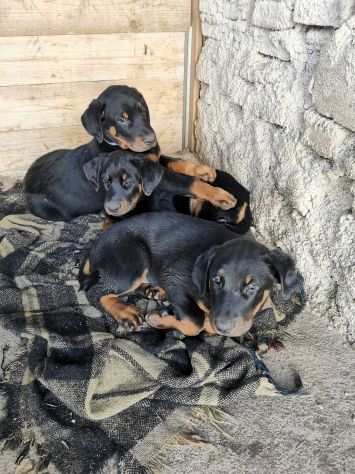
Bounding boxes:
[0,33,185,86]
[0,0,191,36]
[0,80,183,132]
[188,0,202,152]
[0,119,182,178]
[0,3,190,176]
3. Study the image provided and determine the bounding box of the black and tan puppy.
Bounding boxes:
[24,86,235,220]
[82,151,251,232]
[80,84,216,180]
[24,85,222,220]
[24,151,236,221]
[79,213,304,337]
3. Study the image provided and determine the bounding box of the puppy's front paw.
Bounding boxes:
[146,311,169,329]
[116,304,143,329]
[100,294,143,329]
[194,164,217,183]
[212,188,237,210]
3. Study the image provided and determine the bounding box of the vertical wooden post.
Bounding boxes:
[188,0,203,152]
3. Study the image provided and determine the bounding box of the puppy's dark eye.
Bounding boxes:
[242,279,258,298]
[212,274,224,289]
[121,173,132,189]
[118,112,129,124]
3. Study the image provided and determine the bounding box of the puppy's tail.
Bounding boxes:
[78,252,99,292]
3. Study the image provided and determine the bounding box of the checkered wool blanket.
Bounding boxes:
[0,181,290,473]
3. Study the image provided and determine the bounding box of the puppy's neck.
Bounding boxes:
[98,138,119,152]
[96,138,161,156]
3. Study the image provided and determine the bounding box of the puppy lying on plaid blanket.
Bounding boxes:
[0,182,304,472]
[80,212,304,340]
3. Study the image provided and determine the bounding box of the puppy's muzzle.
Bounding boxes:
[214,314,254,337]
[143,132,157,147]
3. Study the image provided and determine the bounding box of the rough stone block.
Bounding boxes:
[302,108,354,159]
[200,0,252,21]
[313,17,355,132]
[252,0,295,30]
[294,0,354,27]
[254,28,291,61]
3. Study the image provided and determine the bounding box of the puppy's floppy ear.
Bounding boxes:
[83,156,105,192]
[192,246,217,298]
[138,160,164,196]
[264,249,304,302]
[81,99,105,143]
[133,87,151,123]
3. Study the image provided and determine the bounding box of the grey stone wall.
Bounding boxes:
[195,0,355,343]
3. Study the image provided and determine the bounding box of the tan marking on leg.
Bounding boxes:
[236,202,248,224]
[146,152,160,162]
[166,160,217,182]
[190,198,205,216]
[100,294,142,327]
[102,215,114,231]
[82,259,91,276]
[190,181,237,210]
[147,312,202,336]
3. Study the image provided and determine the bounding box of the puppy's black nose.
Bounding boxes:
[105,205,120,215]
[215,318,235,334]
[143,133,157,146]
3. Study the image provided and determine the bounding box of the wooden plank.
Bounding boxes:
[0,79,183,132]
[0,120,182,178]
[0,33,185,86]
[188,0,202,152]
[0,0,191,36]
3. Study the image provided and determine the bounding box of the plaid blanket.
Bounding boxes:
[0,181,293,473]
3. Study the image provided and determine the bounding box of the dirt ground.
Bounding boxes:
[154,310,355,474]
